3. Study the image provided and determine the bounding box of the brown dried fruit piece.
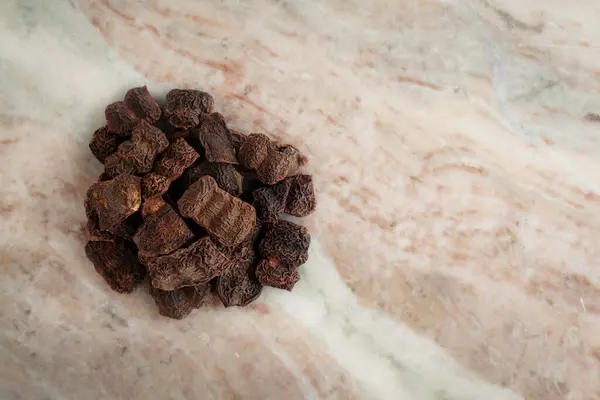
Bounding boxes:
[238,133,307,185]
[85,174,142,231]
[85,239,145,293]
[229,129,247,153]
[181,162,242,196]
[153,138,200,181]
[147,237,233,291]
[133,201,194,258]
[194,113,238,164]
[253,179,291,222]
[285,174,316,217]
[104,120,169,177]
[123,86,161,124]
[256,258,300,291]
[164,89,214,129]
[216,262,262,307]
[178,176,256,246]
[105,101,138,136]
[150,284,210,319]
[259,220,310,267]
[86,217,115,242]
[141,173,171,199]
[89,126,123,163]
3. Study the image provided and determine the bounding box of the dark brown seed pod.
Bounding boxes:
[178,176,256,246]
[255,258,300,291]
[123,85,162,124]
[259,220,310,268]
[149,284,210,319]
[194,113,238,164]
[147,237,234,291]
[85,239,146,294]
[85,174,142,231]
[89,126,123,163]
[284,174,316,217]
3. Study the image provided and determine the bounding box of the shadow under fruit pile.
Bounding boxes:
[84,86,316,319]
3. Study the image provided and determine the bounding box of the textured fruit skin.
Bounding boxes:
[178,176,256,246]
[150,284,210,319]
[259,220,310,267]
[85,239,145,294]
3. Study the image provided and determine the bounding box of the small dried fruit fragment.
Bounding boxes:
[86,174,142,231]
[253,179,291,222]
[229,129,247,153]
[147,237,233,291]
[285,174,316,217]
[85,239,145,293]
[153,138,200,180]
[259,220,310,267]
[164,89,214,129]
[178,176,256,246]
[105,101,138,136]
[216,262,262,307]
[194,113,238,164]
[86,217,115,242]
[104,121,169,177]
[256,258,300,291]
[238,133,307,184]
[133,202,194,258]
[141,173,171,198]
[123,86,161,124]
[89,126,123,163]
[181,162,242,196]
[150,284,210,319]
[107,212,142,240]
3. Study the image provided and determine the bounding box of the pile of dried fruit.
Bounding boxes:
[84,87,315,319]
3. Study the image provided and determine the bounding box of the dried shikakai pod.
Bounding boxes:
[153,138,200,181]
[252,179,291,222]
[105,101,137,136]
[133,199,194,258]
[238,133,307,185]
[229,129,247,153]
[193,113,238,164]
[178,176,256,246]
[150,284,210,320]
[255,258,300,291]
[181,161,242,196]
[147,236,233,291]
[86,217,115,242]
[259,220,310,267]
[123,86,161,124]
[164,89,214,129]
[141,172,171,199]
[85,174,141,231]
[104,120,169,177]
[285,174,316,217]
[89,126,123,163]
[216,257,262,307]
[85,239,145,294]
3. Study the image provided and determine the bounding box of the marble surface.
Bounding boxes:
[1,0,600,399]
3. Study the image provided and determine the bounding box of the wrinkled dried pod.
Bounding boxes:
[104,120,169,177]
[253,179,291,222]
[285,174,316,217]
[194,113,238,164]
[86,174,142,231]
[85,239,145,293]
[133,201,194,258]
[182,162,242,196]
[153,138,200,181]
[259,220,310,267]
[256,258,300,291]
[141,173,171,199]
[147,237,233,291]
[150,284,210,319]
[105,101,138,136]
[86,217,115,242]
[216,262,262,307]
[229,129,247,153]
[123,86,161,124]
[178,176,256,246]
[89,126,123,163]
[238,133,307,185]
[164,89,214,129]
